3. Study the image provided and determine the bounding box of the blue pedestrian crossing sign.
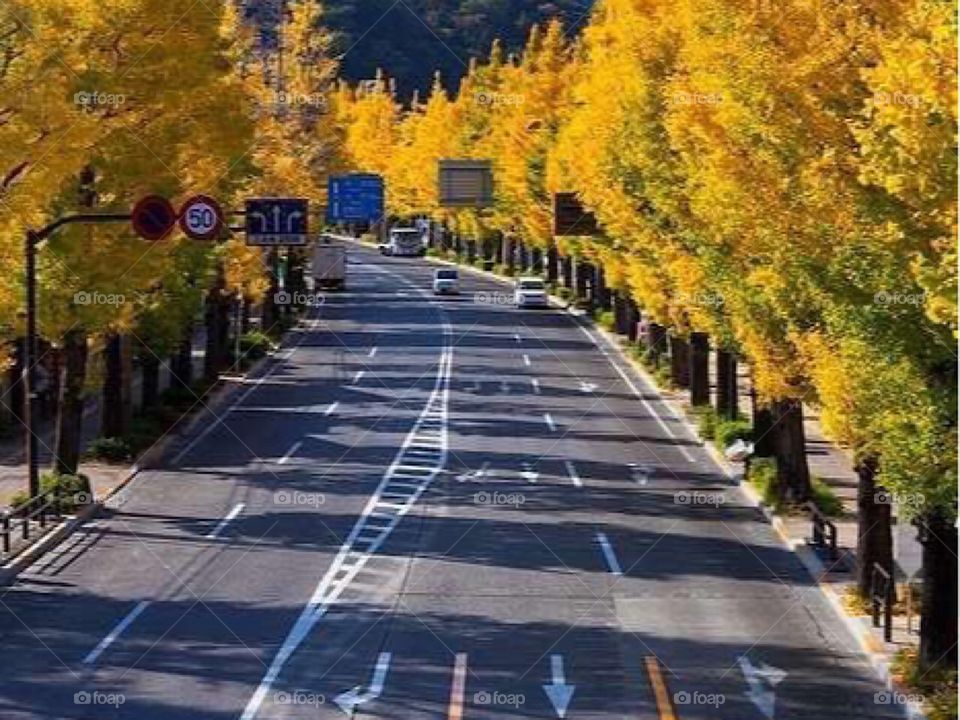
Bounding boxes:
[327,174,384,223]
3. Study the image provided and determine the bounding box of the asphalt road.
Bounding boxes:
[0,244,902,719]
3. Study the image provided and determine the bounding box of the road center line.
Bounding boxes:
[206,503,245,540]
[523,353,531,367]
[448,653,468,720]
[82,600,151,665]
[277,441,302,465]
[596,532,623,575]
[531,377,540,394]
[544,413,557,432]
[565,460,583,488]
[645,657,678,720]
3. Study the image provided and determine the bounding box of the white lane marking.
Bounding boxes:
[596,532,623,576]
[544,413,557,432]
[325,401,339,416]
[456,461,489,482]
[564,461,583,488]
[514,333,521,344]
[277,441,302,465]
[334,651,392,714]
[241,266,453,720]
[577,325,696,463]
[448,653,468,719]
[82,601,151,665]
[501,381,510,394]
[367,346,378,358]
[206,503,245,540]
[579,380,598,393]
[352,370,366,385]
[523,354,532,367]
[531,378,541,394]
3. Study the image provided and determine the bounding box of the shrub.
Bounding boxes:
[891,648,958,720]
[360,233,378,245]
[715,416,753,449]
[811,477,844,517]
[653,365,675,390]
[239,331,275,361]
[597,310,616,332]
[692,406,717,440]
[86,436,133,463]
[41,471,92,511]
[557,287,573,301]
[747,457,780,509]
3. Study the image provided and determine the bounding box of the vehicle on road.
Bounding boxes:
[312,237,347,290]
[514,277,549,308]
[432,268,460,294]
[381,227,425,257]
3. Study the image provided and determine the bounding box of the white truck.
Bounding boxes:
[312,238,347,290]
[381,227,425,257]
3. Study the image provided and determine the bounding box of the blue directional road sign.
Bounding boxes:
[245,198,309,246]
[327,174,384,223]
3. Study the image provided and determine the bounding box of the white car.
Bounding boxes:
[433,268,460,294]
[514,277,549,308]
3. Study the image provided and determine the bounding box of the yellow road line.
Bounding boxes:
[448,653,467,720]
[645,656,678,720]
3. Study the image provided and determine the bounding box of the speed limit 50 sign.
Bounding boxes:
[179,195,224,241]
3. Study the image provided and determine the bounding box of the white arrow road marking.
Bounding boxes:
[543,654,575,718]
[523,354,532,367]
[277,441,302,465]
[325,401,339,416]
[334,652,392,715]
[367,346,378,358]
[738,656,786,720]
[352,370,366,385]
[514,333,522,344]
[531,377,541,394]
[596,532,623,575]
[206,503,245,540]
[564,461,583,488]
[544,413,557,432]
[629,463,652,486]
[456,462,489,483]
[579,380,598,393]
[521,462,539,483]
[83,601,150,665]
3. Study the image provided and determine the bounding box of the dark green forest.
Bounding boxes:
[246,0,592,98]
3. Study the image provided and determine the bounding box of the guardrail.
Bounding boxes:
[805,500,838,560]
[871,562,895,642]
[1,488,65,558]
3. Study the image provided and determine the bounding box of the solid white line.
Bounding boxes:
[531,377,541,394]
[325,401,339,416]
[544,413,557,432]
[352,370,366,384]
[277,441,302,465]
[448,653,468,720]
[577,325,696,463]
[596,532,623,575]
[82,601,150,665]
[206,503,245,539]
[523,354,531,367]
[367,346,378,358]
[565,460,583,488]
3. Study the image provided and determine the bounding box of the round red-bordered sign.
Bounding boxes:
[131,195,177,241]
[179,194,224,242]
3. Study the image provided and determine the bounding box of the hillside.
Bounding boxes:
[247,0,592,98]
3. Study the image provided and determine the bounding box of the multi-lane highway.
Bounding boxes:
[0,244,900,719]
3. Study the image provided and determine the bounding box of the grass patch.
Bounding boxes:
[811,476,844,517]
[86,436,133,463]
[891,648,958,720]
[596,310,616,332]
[747,457,781,510]
[692,405,718,440]
[715,416,753,449]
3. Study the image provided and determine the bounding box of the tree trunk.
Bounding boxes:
[574,260,589,299]
[855,456,893,599]
[771,398,812,502]
[531,247,543,274]
[502,236,515,272]
[918,509,958,670]
[646,322,667,366]
[613,293,628,335]
[716,349,738,420]
[670,335,690,388]
[595,266,611,311]
[171,324,193,391]
[689,332,710,406]
[287,251,305,307]
[547,243,559,284]
[561,255,572,289]
[467,239,476,263]
[55,329,88,476]
[141,350,160,412]
[493,233,503,264]
[262,249,280,331]
[102,333,126,438]
[518,242,529,271]
[627,299,640,342]
[204,265,230,382]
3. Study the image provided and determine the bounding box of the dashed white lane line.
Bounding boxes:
[596,532,623,576]
[544,413,557,432]
[206,503,246,540]
[531,378,541,395]
[523,354,531,367]
[577,325,697,463]
[368,346,378,358]
[352,370,366,384]
[82,601,151,665]
[277,441,302,465]
[564,460,583,488]
[514,333,521,344]
[325,401,339,416]
[448,653,468,720]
